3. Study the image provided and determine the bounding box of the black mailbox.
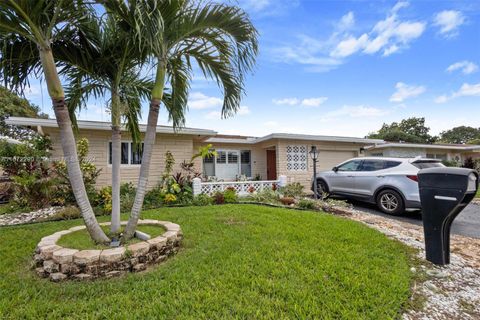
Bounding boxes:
[418,167,478,265]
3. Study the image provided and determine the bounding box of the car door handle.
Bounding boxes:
[347,175,354,177]
[376,175,385,178]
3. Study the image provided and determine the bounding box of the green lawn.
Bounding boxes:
[57,224,166,250]
[0,204,413,319]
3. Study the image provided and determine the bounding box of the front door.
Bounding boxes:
[266,150,277,180]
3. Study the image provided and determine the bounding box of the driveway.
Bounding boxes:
[350,201,480,239]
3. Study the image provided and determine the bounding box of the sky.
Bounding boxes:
[24,0,480,138]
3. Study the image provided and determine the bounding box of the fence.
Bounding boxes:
[193,175,287,196]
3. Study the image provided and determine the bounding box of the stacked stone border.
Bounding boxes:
[33,220,182,282]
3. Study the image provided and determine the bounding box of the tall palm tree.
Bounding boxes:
[102,0,259,239]
[63,15,151,235]
[0,0,109,243]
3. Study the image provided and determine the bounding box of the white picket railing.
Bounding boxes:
[193,175,287,196]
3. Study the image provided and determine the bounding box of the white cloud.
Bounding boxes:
[264,120,279,127]
[237,106,251,115]
[433,10,465,37]
[301,97,328,107]
[204,111,221,120]
[24,84,41,97]
[242,0,299,15]
[338,12,355,31]
[446,61,478,75]
[434,82,480,103]
[390,82,426,102]
[434,95,448,104]
[272,98,300,105]
[331,2,426,58]
[273,97,328,107]
[188,92,222,110]
[322,105,389,120]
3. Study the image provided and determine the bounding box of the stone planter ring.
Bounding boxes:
[33,220,182,282]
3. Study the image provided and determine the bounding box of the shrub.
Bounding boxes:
[247,185,255,193]
[164,193,177,204]
[49,206,81,221]
[95,186,112,215]
[279,197,295,206]
[143,186,164,209]
[223,189,238,203]
[297,198,318,210]
[213,192,225,205]
[443,159,460,167]
[249,188,279,203]
[279,182,304,198]
[192,194,213,206]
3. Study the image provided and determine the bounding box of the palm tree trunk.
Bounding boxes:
[124,64,166,240]
[40,46,110,244]
[111,90,121,235]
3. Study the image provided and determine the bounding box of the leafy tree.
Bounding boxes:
[0,0,109,243]
[102,0,259,240]
[439,126,480,144]
[367,117,436,143]
[0,86,48,140]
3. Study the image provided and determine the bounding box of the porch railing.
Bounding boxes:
[193,175,287,196]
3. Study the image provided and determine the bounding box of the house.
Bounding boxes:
[5,117,480,189]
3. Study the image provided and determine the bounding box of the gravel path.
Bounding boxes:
[0,207,62,226]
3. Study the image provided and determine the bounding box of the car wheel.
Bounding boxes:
[376,189,405,215]
[315,179,329,199]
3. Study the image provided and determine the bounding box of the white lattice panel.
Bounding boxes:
[286,145,307,171]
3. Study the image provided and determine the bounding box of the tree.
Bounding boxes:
[0,1,109,243]
[0,86,48,140]
[101,0,259,240]
[439,126,480,144]
[62,15,151,235]
[367,117,436,143]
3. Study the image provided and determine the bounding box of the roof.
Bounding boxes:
[365,142,480,151]
[6,117,217,136]
[207,133,384,145]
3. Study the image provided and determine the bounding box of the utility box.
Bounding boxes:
[418,167,478,265]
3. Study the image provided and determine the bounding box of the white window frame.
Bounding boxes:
[107,140,144,167]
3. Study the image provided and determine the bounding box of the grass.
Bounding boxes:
[476,189,480,198]
[57,225,166,250]
[0,204,413,319]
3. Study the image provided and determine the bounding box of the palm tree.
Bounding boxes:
[101,0,259,239]
[0,0,109,243]
[63,15,151,235]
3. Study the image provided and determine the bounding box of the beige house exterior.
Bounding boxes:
[5,117,480,190]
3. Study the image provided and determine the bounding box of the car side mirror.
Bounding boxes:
[332,166,338,172]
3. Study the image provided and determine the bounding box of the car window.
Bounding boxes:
[384,161,401,169]
[337,160,362,172]
[412,161,445,169]
[360,160,385,171]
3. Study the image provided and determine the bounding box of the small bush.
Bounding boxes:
[213,192,225,205]
[297,198,318,210]
[250,188,279,203]
[279,197,295,206]
[280,182,304,198]
[192,194,213,206]
[164,193,177,204]
[143,186,164,209]
[49,206,81,221]
[223,189,238,203]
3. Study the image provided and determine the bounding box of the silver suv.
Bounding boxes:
[313,157,445,215]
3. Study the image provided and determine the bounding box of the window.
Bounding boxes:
[286,145,308,171]
[337,160,362,172]
[384,161,401,169]
[412,161,444,169]
[360,160,385,171]
[228,151,239,163]
[109,142,143,165]
[216,151,226,164]
[241,150,251,177]
[371,153,384,157]
[426,153,447,161]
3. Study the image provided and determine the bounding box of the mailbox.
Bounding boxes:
[418,167,478,265]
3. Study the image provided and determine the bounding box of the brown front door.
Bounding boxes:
[266,150,277,180]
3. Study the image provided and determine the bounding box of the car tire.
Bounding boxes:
[315,179,329,199]
[376,189,405,215]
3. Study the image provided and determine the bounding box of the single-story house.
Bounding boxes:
[5,117,480,189]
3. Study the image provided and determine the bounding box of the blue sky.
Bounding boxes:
[25,0,480,138]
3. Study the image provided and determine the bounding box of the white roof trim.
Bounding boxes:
[365,143,480,151]
[254,133,384,144]
[6,117,217,136]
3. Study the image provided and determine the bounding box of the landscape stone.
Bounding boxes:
[162,231,178,241]
[147,236,167,249]
[43,260,59,273]
[100,247,126,263]
[40,245,62,260]
[74,273,92,281]
[132,263,146,272]
[134,230,151,241]
[69,226,86,232]
[50,272,67,282]
[74,250,101,265]
[52,248,79,264]
[128,242,150,257]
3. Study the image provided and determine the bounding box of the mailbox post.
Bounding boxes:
[418,167,478,265]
